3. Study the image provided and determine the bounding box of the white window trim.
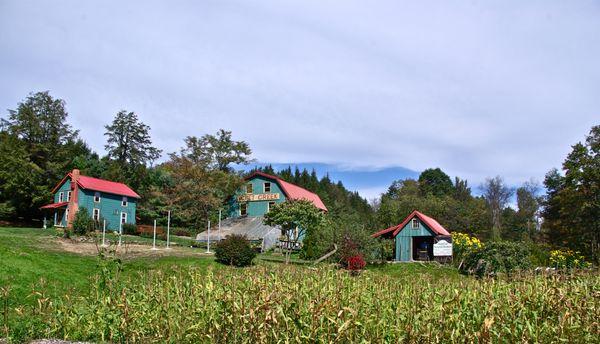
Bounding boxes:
[268,201,276,212]
[412,218,419,229]
[122,196,128,207]
[94,192,101,203]
[264,182,271,193]
[58,192,64,202]
[67,191,72,202]
[120,212,127,224]
[93,208,100,221]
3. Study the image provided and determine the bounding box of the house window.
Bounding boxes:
[122,196,128,207]
[412,218,419,229]
[58,192,64,202]
[246,183,253,194]
[268,201,276,212]
[94,192,101,203]
[264,182,271,193]
[93,208,100,221]
[120,212,127,224]
[240,203,248,216]
[67,191,72,202]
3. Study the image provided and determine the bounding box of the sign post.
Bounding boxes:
[152,219,158,250]
[118,221,122,247]
[101,219,107,247]
[166,210,171,249]
[206,220,211,254]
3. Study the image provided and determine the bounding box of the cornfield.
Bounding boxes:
[4,264,600,343]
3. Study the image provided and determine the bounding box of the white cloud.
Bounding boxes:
[1,0,598,189]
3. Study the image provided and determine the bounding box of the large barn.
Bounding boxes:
[197,171,327,251]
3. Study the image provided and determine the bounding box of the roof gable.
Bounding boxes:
[51,172,140,199]
[245,171,328,211]
[372,210,450,238]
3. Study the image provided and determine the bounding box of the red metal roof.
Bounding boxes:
[244,171,328,211]
[77,175,140,198]
[51,172,140,198]
[372,210,450,238]
[40,202,68,209]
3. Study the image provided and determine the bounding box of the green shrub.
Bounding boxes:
[121,223,137,235]
[173,228,192,237]
[72,208,95,235]
[462,241,532,277]
[214,234,256,267]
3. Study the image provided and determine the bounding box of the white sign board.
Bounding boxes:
[433,240,452,256]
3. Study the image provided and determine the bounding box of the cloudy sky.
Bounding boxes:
[1,1,599,198]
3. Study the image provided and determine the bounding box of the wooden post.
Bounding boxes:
[152,220,158,250]
[166,210,171,249]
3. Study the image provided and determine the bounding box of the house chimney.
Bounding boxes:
[67,169,81,228]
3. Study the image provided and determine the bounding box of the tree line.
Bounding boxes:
[0,91,598,262]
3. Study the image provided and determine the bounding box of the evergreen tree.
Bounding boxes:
[418,168,454,196]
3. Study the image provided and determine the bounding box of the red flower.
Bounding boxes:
[346,254,366,271]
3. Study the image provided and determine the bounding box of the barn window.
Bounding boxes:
[120,212,127,224]
[59,192,64,202]
[246,183,253,194]
[93,208,100,221]
[268,201,276,212]
[412,218,419,229]
[94,192,101,203]
[264,182,271,193]
[240,203,248,216]
[122,196,128,207]
[67,191,72,202]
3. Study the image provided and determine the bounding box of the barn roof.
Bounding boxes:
[51,172,140,198]
[372,210,450,238]
[244,171,328,211]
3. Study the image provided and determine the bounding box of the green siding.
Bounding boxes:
[229,175,286,218]
[394,218,435,261]
[50,178,137,230]
[78,189,136,231]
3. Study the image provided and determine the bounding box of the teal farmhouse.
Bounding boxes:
[40,169,140,231]
[197,171,327,251]
[373,210,452,262]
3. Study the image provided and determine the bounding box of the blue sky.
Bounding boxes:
[1,1,599,199]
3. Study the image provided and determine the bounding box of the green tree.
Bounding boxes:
[180,129,252,172]
[264,199,325,263]
[543,125,600,262]
[482,176,513,241]
[515,180,541,240]
[418,168,454,196]
[104,110,161,167]
[1,91,86,219]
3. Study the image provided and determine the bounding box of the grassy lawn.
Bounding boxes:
[0,227,214,306]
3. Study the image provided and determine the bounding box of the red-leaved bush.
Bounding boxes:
[346,254,366,271]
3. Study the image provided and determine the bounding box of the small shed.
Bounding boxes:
[372,210,452,262]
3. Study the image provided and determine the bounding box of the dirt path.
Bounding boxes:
[53,237,210,259]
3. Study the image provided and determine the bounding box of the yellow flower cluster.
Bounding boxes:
[549,249,591,269]
[452,232,483,251]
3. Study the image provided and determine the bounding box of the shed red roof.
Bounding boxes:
[40,202,68,209]
[244,171,328,211]
[372,210,450,238]
[51,172,140,198]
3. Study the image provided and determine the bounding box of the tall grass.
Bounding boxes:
[4,262,599,343]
